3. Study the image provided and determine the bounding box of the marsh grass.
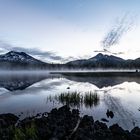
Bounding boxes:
[13,122,38,140]
[84,91,100,107]
[13,128,25,140]
[58,91,82,107]
[48,91,100,108]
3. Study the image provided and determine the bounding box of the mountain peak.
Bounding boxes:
[94,53,104,58]
[0,51,38,63]
[89,53,107,60]
[89,53,124,61]
[6,51,27,56]
[8,51,18,54]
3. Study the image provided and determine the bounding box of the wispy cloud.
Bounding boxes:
[102,13,136,50]
[0,41,74,63]
[0,42,62,60]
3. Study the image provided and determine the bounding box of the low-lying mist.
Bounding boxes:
[0,69,138,77]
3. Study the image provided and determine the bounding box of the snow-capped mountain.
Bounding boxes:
[0,51,49,69]
[0,51,44,64]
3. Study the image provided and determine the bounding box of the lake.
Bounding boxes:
[0,71,140,130]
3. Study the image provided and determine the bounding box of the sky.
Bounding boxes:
[0,0,140,63]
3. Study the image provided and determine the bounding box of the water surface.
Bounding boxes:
[0,72,140,130]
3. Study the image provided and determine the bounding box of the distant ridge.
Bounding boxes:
[66,53,139,69]
[0,51,140,69]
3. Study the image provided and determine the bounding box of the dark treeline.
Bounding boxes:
[2,60,140,70]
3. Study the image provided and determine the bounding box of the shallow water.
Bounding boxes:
[0,72,140,130]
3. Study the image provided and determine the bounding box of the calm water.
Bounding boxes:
[0,72,140,130]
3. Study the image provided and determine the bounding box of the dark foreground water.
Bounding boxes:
[0,72,140,130]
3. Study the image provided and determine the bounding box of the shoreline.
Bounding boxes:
[0,105,140,140]
[50,71,140,77]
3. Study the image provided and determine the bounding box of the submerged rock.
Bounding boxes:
[101,118,109,122]
[106,109,114,118]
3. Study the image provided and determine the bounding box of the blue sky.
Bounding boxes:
[0,0,140,62]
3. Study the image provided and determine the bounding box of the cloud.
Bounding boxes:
[0,41,89,63]
[101,13,136,50]
[0,41,71,62]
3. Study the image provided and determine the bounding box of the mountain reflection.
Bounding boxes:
[47,91,100,108]
[0,74,61,91]
[1,72,140,91]
[62,73,140,88]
